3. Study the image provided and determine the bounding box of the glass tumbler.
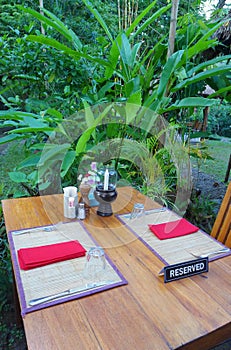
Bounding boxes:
[129,203,146,239]
[130,203,145,220]
[82,247,106,283]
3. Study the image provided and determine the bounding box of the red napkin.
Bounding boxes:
[18,240,86,270]
[148,218,198,240]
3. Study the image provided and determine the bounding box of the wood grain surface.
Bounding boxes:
[2,187,231,350]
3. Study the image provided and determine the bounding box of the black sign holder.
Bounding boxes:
[164,257,209,283]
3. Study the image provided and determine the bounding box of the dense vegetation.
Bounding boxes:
[1,0,230,198]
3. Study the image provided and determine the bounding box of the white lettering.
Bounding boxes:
[196,263,204,270]
[168,262,206,280]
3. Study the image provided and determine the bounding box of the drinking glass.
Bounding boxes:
[129,203,147,239]
[130,203,145,220]
[82,247,106,283]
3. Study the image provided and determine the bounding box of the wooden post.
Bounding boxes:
[202,106,209,132]
[225,154,231,182]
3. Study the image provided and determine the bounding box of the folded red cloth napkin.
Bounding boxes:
[18,240,86,270]
[148,218,198,240]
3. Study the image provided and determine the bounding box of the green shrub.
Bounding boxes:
[208,102,231,137]
[185,191,216,233]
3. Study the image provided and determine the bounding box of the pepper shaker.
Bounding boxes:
[78,203,86,220]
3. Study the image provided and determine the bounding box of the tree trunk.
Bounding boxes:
[118,0,121,30]
[167,0,180,58]
[202,106,209,132]
[39,0,45,35]
[217,0,226,9]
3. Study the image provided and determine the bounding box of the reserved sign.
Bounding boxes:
[164,258,208,283]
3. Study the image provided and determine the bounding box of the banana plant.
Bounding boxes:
[19,2,231,112]
[0,108,75,194]
[1,1,231,194]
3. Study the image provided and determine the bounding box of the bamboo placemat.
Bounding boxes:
[9,221,127,316]
[118,209,231,266]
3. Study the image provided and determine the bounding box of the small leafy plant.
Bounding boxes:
[185,191,216,233]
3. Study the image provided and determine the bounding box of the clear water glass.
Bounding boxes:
[130,203,145,220]
[129,202,147,239]
[82,247,106,283]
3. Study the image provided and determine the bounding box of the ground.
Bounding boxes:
[192,168,228,211]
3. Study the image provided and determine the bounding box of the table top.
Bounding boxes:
[2,187,231,350]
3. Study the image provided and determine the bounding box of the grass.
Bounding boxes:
[191,137,231,183]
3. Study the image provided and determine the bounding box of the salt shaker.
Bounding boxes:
[67,196,76,219]
[78,203,86,220]
[63,186,78,218]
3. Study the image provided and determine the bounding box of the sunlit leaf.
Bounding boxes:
[61,150,76,177]
[9,171,28,183]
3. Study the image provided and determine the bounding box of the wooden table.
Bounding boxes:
[2,187,231,350]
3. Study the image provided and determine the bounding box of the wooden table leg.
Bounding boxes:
[12,270,23,328]
[225,154,231,183]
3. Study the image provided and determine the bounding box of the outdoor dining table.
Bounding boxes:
[2,186,231,350]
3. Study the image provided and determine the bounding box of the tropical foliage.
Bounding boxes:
[0,0,230,203]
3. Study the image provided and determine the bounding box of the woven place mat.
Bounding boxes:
[118,209,231,266]
[9,221,127,316]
